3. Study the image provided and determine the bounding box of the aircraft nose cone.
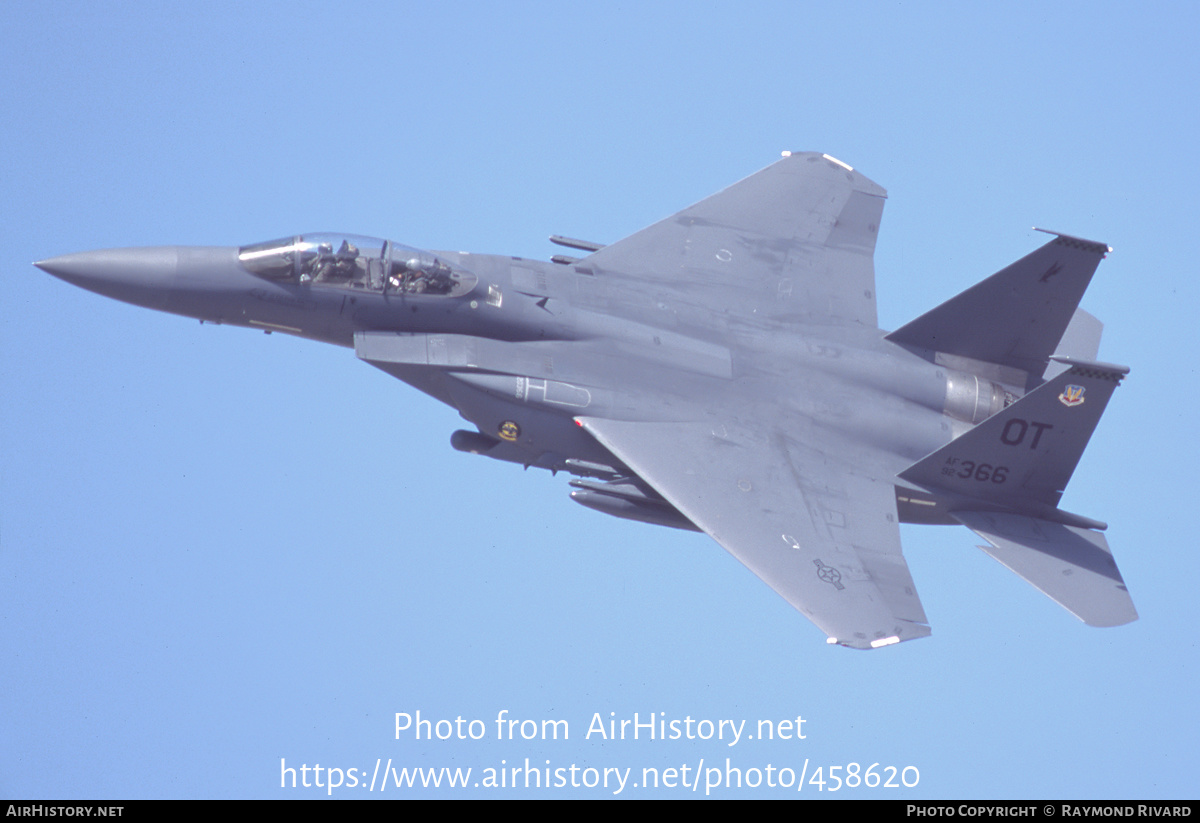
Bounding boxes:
[36,247,179,310]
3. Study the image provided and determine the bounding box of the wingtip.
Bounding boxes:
[777,150,855,172]
[820,153,854,172]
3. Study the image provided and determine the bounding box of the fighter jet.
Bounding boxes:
[35,152,1135,649]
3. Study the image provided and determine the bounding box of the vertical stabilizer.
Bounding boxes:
[899,358,1128,509]
[887,232,1110,376]
[1045,308,1103,380]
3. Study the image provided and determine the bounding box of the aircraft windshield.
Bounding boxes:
[237,233,476,297]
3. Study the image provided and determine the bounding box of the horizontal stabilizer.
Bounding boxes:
[952,511,1136,627]
[900,360,1128,508]
[887,233,1109,375]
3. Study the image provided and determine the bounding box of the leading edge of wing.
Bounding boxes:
[576,416,930,649]
[581,152,888,328]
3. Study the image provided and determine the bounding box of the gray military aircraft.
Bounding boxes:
[36,152,1135,649]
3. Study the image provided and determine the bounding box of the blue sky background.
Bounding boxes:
[3,1,1197,799]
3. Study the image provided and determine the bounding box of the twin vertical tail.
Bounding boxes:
[891,232,1136,627]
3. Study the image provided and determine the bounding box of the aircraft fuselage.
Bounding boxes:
[38,236,987,529]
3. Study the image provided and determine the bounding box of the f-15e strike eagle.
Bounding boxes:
[36,151,1135,648]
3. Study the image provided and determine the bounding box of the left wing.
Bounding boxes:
[576,417,930,649]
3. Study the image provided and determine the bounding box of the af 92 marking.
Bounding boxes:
[1000,418,1053,449]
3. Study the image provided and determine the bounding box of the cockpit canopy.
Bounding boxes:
[237,233,476,297]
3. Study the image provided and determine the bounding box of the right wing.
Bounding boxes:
[582,152,887,327]
[886,231,1110,375]
[576,416,930,649]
